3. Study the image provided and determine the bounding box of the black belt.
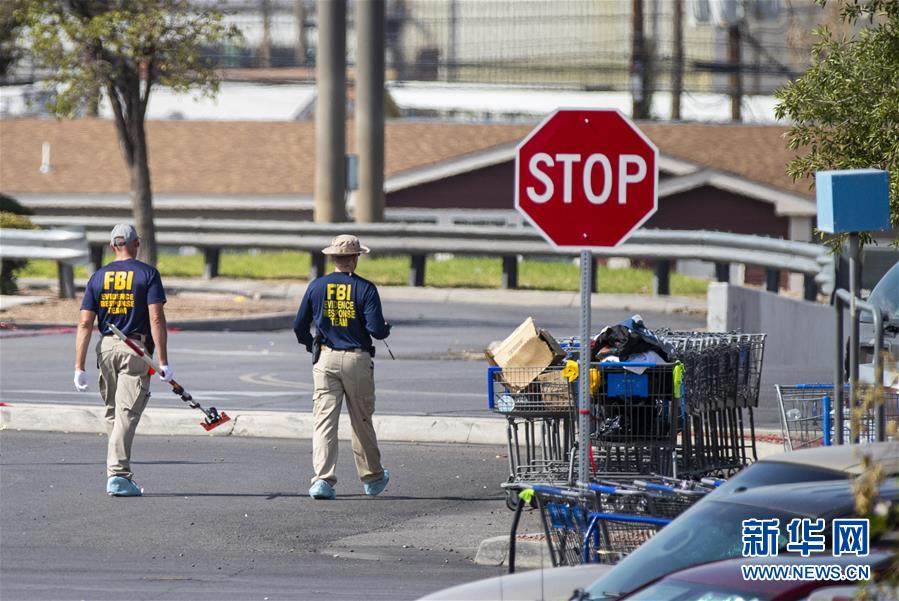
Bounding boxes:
[105,332,146,341]
[322,345,364,353]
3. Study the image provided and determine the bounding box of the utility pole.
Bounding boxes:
[447,0,458,82]
[631,0,649,119]
[294,0,307,66]
[671,0,683,120]
[356,0,386,223]
[314,0,347,223]
[260,0,273,68]
[728,23,742,122]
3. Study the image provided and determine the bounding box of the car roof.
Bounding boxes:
[709,478,898,518]
[760,441,899,475]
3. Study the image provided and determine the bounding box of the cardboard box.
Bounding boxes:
[485,317,565,391]
[534,369,572,409]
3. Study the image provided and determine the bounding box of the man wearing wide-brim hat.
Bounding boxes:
[293,234,391,499]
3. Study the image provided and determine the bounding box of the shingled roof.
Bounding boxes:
[0,118,810,198]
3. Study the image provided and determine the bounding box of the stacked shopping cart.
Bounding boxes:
[659,331,766,476]
[503,477,718,570]
[777,383,899,450]
[486,329,765,569]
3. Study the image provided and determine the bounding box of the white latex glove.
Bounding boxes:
[74,369,89,392]
[158,365,174,383]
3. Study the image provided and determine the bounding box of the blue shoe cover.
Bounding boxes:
[363,469,390,496]
[107,476,143,497]
[309,480,336,500]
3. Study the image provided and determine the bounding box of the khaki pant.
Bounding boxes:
[97,335,151,479]
[311,348,383,487]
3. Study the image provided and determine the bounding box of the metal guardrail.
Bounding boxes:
[0,228,90,298]
[26,215,833,299]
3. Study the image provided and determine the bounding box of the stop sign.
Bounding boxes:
[515,109,659,248]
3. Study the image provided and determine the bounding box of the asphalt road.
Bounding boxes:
[0,298,829,426]
[0,300,705,414]
[0,431,535,601]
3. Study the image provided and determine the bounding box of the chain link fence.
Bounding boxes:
[212,0,843,95]
[4,1,851,99]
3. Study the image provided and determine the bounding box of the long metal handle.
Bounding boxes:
[108,324,160,372]
[108,324,183,391]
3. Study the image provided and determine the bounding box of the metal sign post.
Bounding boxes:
[815,168,891,445]
[578,250,592,485]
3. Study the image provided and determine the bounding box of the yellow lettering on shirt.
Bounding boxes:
[324,283,355,327]
[100,271,135,314]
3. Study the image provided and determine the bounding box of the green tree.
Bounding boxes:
[15,0,241,265]
[0,193,37,295]
[0,3,24,78]
[775,0,899,245]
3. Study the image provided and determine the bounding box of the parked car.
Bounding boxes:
[614,550,894,601]
[858,260,898,388]
[709,440,899,498]
[417,443,898,601]
[418,564,613,601]
[580,478,897,600]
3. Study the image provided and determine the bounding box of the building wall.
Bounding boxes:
[644,186,789,238]
[387,161,514,209]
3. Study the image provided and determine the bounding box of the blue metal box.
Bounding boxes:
[815,169,891,234]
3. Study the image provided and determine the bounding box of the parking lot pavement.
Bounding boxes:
[0,431,521,601]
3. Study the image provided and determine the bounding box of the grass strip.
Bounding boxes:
[18,252,708,296]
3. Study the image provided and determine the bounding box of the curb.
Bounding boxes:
[0,403,511,444]
[474,535,553,569]
[1,402,788,457]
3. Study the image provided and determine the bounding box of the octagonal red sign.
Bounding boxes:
[515,109,659,248]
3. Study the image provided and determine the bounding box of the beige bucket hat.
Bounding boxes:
[321,234,371,256]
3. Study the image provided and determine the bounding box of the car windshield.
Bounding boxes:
[865,261,899,323]
[708,461,848,498]
[583,501,803,600]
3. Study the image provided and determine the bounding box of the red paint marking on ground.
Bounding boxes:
[0,402,10,407]
[0,326,76,339]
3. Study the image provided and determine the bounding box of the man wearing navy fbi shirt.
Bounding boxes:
[74,224,171,497]
[294,234,391,500]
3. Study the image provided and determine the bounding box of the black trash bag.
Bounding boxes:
[590,314,675,362]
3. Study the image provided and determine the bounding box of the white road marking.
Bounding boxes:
[238,373,483,398]
[174,348,293,357]
[1,389,301,398]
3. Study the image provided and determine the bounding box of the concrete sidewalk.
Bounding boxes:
[21,276,708,314]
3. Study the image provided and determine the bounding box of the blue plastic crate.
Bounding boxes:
[607,372,650,397]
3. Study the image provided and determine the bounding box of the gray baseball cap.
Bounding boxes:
[110,224,138,246]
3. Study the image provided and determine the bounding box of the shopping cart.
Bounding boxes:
[658,331,766,476]
[589,363,680,476]
[776,384,899,450]
[488,365,576,418]
[488,366,578,502]
[505,478,715,570]
[582,512,671,564]
[587,480,709,519]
